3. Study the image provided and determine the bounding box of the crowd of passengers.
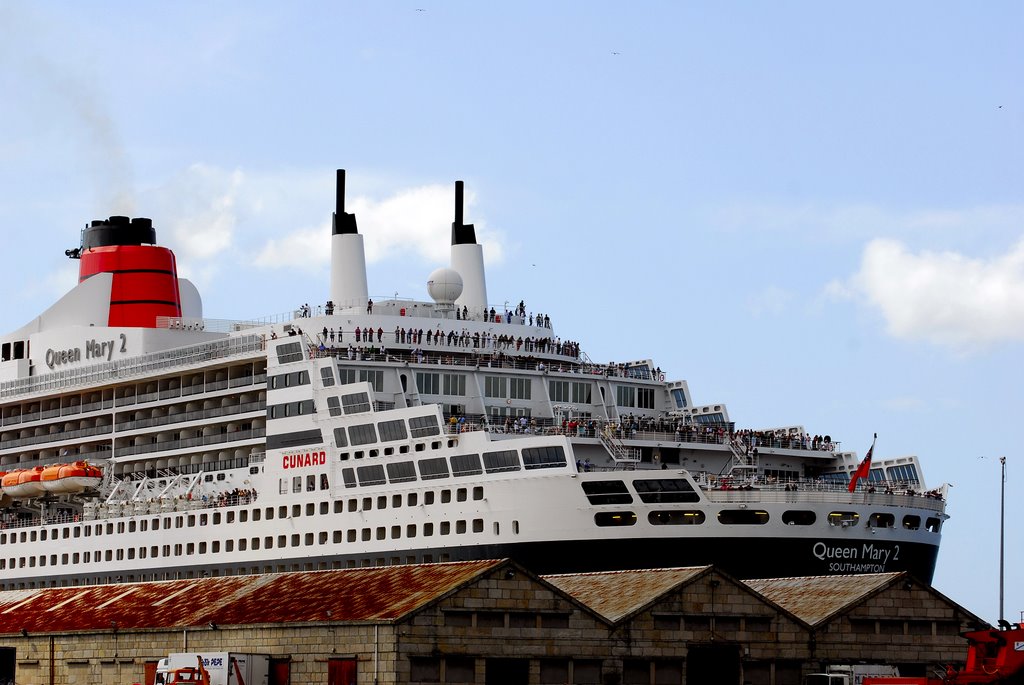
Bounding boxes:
[308,324,582,360]
[519,416,838,453]
[297,299,554,329]
[196,488,257,507]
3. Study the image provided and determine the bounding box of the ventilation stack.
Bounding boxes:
[450,180,487,317]
[329,169,369,312]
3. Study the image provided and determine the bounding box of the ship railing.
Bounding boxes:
[700,481,946,512]
[0,334,266,399]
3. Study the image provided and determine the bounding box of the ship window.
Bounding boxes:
[327,396,342,417]
[293,476,302,493]
[419,457,450,481]
[384,447,394,456]
[347,529,356,543]
[424,491,435,505]
[440,521,451,535]
[902,515,921,530]
[441,490,452,503]
[306,503,315,516]
[648,511,705,525]
[292,504,301,517]
[199,542,207,554]
[522,446,567,470]
[391,525,401,539]
[307,474,316,491]
[321,474,329,490]
[275,342,304,365]
[211,541,220,553]
[408,493,418,506]
[424,522,434,536]
[926,517,942,533]
[362,497,372,511]
[347,498,357,512]
[342,468,356,488]
[472,518,483,533]
[341,392,372,415]
[378,419,408,442]
[718,510,769,525]
[349,423,377,446]
[868,513,895,528]
[278,535,286,548]
[483,450,521,473]
[239,511,249,523]
[782,510,816,525]
[582,480,633,505]
[238,539,247,552]
[473,486,483,500]
[828,511,860,527]
[320,366,336,387]
[410,415,441,438]
[291,534,300,546]
[451,453,483,477]
[377,495,387,509]
[416,372,440,394]
[305,533,314,545]
[633,479,700,503]
[356,464,386,486]
[595,511,637,527]
[456,520,467,534]
[456,488,468,502]
[376,527,386,540]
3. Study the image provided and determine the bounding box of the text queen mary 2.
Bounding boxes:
[0,170,946,589]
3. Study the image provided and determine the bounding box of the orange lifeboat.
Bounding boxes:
[41,461,103,494]
[2,466,47,499]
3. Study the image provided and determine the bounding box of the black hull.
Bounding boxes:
[2,535,939,589]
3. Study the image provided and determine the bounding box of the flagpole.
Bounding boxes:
[999,456,1006,625]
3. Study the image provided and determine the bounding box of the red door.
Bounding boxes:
[327,658,357,685]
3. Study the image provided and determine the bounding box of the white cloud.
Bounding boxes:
[840,237,1024,350]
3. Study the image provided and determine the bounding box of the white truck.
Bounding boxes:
[803,664,901,685]
[154,652,270,685]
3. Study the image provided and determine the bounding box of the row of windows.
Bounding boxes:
[1,518,493,571]
[582,479,701,506]
[267,399,316,419]
[332,414,440,449]
[2,486,488,546]
[268,370,310,390]
[338,446,567,489]
[594,509,943,531]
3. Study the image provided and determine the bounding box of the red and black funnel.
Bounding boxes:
[72,216,182,328]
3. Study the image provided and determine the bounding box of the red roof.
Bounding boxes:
[0,560,504,634]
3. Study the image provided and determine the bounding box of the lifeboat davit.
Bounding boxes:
[41,461,103,494]
[2,467,47,499]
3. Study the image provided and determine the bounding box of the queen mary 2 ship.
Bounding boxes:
[0,170,947,590]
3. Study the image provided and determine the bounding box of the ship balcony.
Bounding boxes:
[114,427,266,457]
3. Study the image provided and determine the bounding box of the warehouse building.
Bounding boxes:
[0,560,985,685]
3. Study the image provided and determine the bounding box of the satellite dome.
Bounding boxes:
[427,267,463,305]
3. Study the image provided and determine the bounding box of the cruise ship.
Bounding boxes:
[0,170,947,589]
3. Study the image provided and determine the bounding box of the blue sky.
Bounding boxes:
[1,2,1021,623]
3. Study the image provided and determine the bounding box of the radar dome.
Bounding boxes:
[427,267,463,304]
